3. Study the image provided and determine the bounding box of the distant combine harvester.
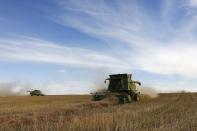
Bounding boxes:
[27,90,45,96]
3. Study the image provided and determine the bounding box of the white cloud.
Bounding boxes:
[57,69,67,73]
[133,41,197,78]
[56,0,155,46]
[1,0,197,93]
[2,1,196,80]
[0,36,129,70]
[54,0,197,80]
[189,0,197,7]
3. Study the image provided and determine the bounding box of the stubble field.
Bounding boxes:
[0,93,196,131]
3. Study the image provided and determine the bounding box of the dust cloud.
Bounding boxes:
[138,86,158,98]
[91,68,110,93]
[0,82,30,96]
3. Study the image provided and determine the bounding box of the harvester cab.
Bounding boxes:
[92,74,141,104]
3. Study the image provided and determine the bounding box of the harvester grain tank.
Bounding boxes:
[92,73,141,104]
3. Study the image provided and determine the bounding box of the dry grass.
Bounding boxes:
[0,93,196,131]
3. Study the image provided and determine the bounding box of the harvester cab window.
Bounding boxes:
[121,79,127,90]
[109,79,121,91]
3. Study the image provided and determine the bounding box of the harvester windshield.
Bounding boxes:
[108,79,127,92]
[107,74,130,92]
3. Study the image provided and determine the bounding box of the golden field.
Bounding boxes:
[0,93,196,131]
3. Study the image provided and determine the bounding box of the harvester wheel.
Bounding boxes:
[118,95,130,104]
[134,94,140,101]
[118,96,125,104]
[127,95,132,103]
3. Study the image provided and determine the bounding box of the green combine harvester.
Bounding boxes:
[91,74,141,104]
[28,90,45,96]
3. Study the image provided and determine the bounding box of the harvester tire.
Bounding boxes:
[118,96,126,104]
[134,94,140,101]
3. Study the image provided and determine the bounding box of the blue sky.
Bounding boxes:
[0,0,197,94]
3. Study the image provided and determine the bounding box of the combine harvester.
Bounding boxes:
[27,90,45,96]
[91,74,141,104]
